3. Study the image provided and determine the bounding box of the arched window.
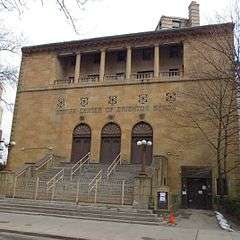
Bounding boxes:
[100,122,121,164]
[131,121,153,165]
[71,123,91,163]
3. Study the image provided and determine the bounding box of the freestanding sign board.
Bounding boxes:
[157,191,168,209]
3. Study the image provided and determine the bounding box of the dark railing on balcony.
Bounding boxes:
[54,77,74,85]
[53,69,183,85]
[104,73,125,81]
[131,71,154,81]
[160,70,181,80]
[80,74,100,83]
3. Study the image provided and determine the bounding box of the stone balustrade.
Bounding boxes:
[54,70,183,86]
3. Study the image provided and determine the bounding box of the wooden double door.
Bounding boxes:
[100,137,121,164]
[100,123,121,164]
[71,124,91,163]
[131,122,153,165]
[71,137,91,163]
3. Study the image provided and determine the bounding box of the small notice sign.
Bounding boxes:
[159,192,166,202]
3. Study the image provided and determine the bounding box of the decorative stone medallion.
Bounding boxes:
[108,96,118,106]
[56,96,66,110]
[166,92,176,103]
[108,114,115,121]
[80,97,89,107]
[79,116,85,121]
[139,113,145,120]
[138,94,148,105]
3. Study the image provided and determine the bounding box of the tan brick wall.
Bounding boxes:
[8,81,238,196]
[8,29,239,200]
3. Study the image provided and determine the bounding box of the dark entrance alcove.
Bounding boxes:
[71,123,91,163]
[131,121,153,165]
[100,122,121,164]
[181,166,212,210]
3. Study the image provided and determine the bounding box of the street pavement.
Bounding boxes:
[0,231,62,240]
[0,211,239,240]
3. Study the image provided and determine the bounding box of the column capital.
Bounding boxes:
[100,48,107,52]
[126,46,132,50]
[154,43,160,47]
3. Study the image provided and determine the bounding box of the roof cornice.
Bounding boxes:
[22,22,234,54]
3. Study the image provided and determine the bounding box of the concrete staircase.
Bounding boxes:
[13,161,144,206]
[3,157,163,225]
[0,198,162,225]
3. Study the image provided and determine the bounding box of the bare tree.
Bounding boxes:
[0,0,95,107]
[0,26,19,109]
[173,2,240,203]
[0,0,93,33]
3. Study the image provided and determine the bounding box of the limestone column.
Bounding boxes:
[154,45,159,78]
[126,46,132,79]
[74,53,81,83]
[99,49,106,82]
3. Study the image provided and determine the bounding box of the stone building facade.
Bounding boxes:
[7,2,240,209]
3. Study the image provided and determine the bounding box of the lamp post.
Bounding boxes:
[0,140,16,149]
[0,140,16,162]
[137,139,152,176]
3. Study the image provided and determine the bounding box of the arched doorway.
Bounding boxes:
[100,123,121,164]
[71,123,91,163]
[131,122,153,165]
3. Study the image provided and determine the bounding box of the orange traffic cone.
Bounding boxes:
[169,208,176,225]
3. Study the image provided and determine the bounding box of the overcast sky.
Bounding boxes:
[0,0,235,159]
[3,0,234,46]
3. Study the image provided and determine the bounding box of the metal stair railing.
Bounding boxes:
[35,153,54,171]
[12,165,32,198]
[107,153,121,178]
[121,179,125,205]
[46,168,64,191]
[88,169,102,203]
[70,152,90,181]
[46,168,65,201]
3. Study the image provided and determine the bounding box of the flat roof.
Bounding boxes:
[22,22,234,54]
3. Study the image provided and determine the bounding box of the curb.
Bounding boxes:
[0,228,90,240]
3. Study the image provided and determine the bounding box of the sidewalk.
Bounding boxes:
[0,211,239,240]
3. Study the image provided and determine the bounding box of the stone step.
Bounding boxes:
[0,199,161,225]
